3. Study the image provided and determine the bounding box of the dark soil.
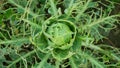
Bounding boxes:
[102,3,120,48]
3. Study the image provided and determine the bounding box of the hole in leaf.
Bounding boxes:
[47,58,56,65]
[4,54,12,61]
[2,62,9,66]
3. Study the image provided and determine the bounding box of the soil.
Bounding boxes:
[102,3,120,48]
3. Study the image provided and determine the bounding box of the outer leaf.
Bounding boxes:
[72,35,82,52]
[52,48,74,61]
[33,32,50,53]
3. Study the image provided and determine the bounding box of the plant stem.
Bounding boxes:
[0,38,29,45]
[8,0,38,17]
[88,15,119,27]
[76,0,91,21]
[7,49,36,68]
[22,19,41,29]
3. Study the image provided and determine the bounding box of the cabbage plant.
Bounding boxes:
[33,18,76,60]
[0,0,120,68]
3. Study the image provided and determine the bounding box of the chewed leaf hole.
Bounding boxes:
[47,58,56,65]
[4,54,12,61]
[2,62,9,66]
